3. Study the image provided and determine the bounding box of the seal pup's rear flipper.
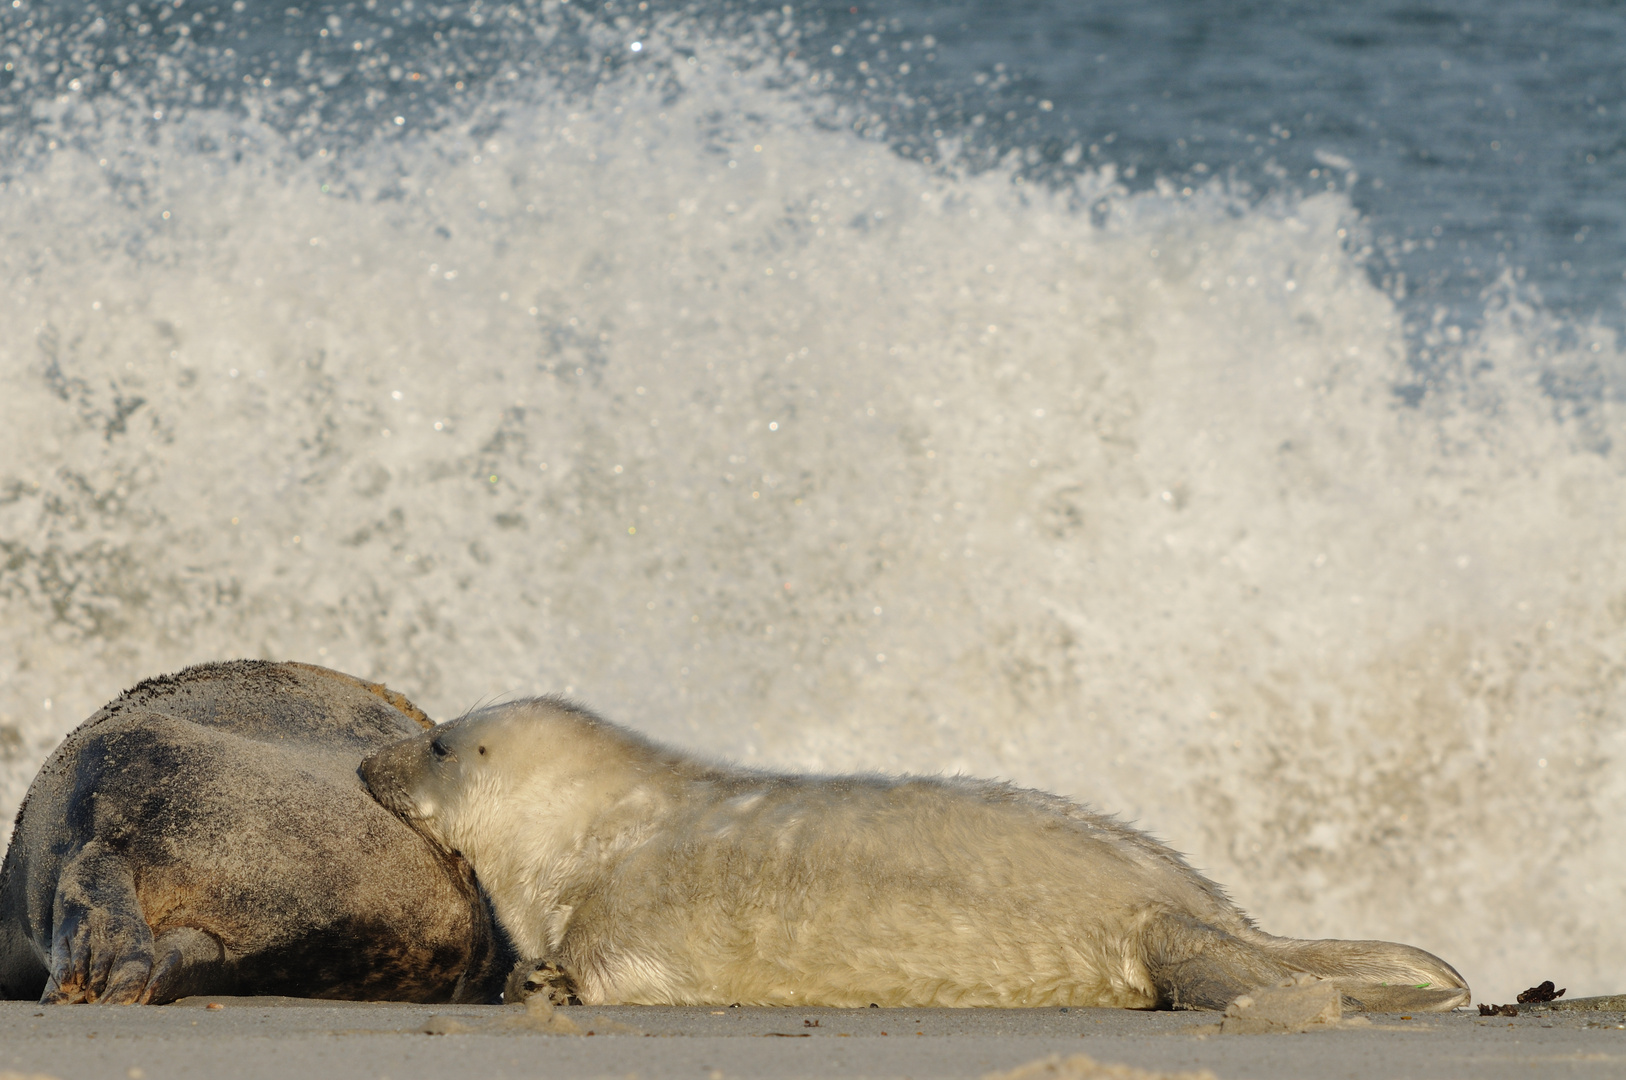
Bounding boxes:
[1140,913,1470,1013]
[1261,936,1470,1012]
[1338,983,1470,1012]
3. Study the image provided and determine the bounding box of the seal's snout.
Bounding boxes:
[359,735,426,819]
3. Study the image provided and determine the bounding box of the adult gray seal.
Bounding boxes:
[0,661,511,1004]
[360,696,1470,1012]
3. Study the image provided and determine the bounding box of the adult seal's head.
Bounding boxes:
[1,661,512,1004]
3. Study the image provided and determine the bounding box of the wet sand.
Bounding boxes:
[3,998,1623,1080]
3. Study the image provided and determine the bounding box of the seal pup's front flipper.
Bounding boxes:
[504,956,583,1006]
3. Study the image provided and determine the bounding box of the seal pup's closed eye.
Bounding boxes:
[359,696,1470,1012]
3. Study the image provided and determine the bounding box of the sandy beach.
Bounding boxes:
[3,997,1622,1080]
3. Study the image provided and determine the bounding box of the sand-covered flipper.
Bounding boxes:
[42,843,154,1004]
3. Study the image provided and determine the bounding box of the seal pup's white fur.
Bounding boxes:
[360,697,1469,1011]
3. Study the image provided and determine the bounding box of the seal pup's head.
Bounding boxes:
[359,696,672,868]
[360,696,691,961]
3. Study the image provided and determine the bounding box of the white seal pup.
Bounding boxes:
[360,697,1470,1011]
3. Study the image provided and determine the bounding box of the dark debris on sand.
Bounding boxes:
[1517,980,1566,1004]
[1480,979,1570,1016]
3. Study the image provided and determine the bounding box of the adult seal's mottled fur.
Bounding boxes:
[0,661,511,1005]
[360,697,1471,1012]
